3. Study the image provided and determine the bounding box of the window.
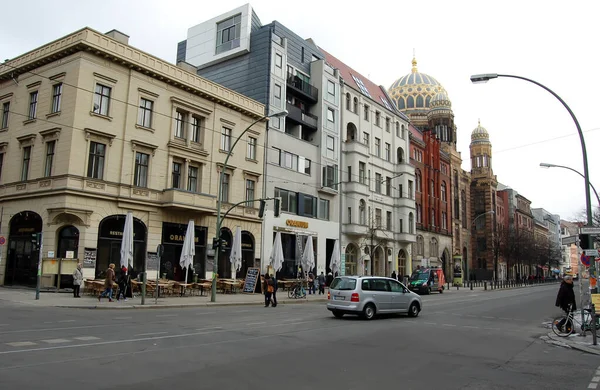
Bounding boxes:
[246,179,255,202]
[318,199,330,220]
[247,137,257,160]
[399,184,403,199]
[93,84,111,116]
[409,213,414,234]
[442,211,448,230]
[302,194,317,218]
[326,108,335,130]
[375,138,381,157]
[359,162,366,184]
[172,162,182,188]
[375,173,382,193]
[175,111,186,139]
[275,148,311,174]
[326,80,335,103]
[385,117,390,132]
[346,93,351,110]
[21,146,31,181]
[352,75,372,97]
[396,122,400,137]
[192,116,201,143]
[221,127,232,151]
[322,164,338,190]
[134,152,149,187]
[1,102,9,128]
[347,207,352,223]
[275,53,283,69]
[364,105,369,121]
[274,84,282,105]
[137,98,153,128]
[375,208,382,227]
[44,141,55,177]
[353,97,358,114]
[220,173,230,203]
[28,91,38,119]
[408,180,414,199]
[359,200,366,225]
[216,14,241,54]
[51,83,62,113]
[363,132,369,146]
[386,211,392,230]
[430,208,435,226]
[385,177,391,196]
[441,182,447,202]
[347,166,352,182]
[385,143,390,161]
[187,166,198,192]
[275,187,298,213]
[87,141,105,179]
[375,111,381,127]
[326,135,335,159]
[399,218,404,233]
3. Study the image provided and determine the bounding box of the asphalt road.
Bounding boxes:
[0,284,598,389]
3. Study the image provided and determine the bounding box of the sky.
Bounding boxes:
[1,0,598,222]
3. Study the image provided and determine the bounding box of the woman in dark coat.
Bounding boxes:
[555,275,576,331]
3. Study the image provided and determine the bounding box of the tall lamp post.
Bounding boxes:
[470,74,594,252]
[540,162,600,208]
[212,110,287,303]
[470,210,495,281]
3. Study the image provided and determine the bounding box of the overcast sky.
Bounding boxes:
[2,0,598,221]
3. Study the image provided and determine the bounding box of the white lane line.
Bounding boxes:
[442,324,457,327]
[42,339,71,344]
[423,322,437,325]
[484,327,500,331]
[482,316,496,319]
[155,314,178,318]
[195,327,223,331]
[134,332,168,337]
[0,319,317,355]
[6,342,36,347]
[246,322,266,326]
[499,318,513,321]
[593,377,600,383]
[589,383,597,389]
[465,315,476,318]
[43,322,53,324]
[114,317,132,320]
[73,336,101,341]
[282,318,302,322]
[58,320,76,323]
[463,326,480,329]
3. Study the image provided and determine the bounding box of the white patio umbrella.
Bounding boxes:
[230,226,242,279]
[330,240,341,276]
[301,236,315,276]
[269,232,285,272]
[179,220,195,283]
[120,212,134,269]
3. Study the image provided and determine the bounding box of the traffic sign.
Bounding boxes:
[582,254,591,267]
[562,235,577,245]
[585,249,599,257]
[580,227,600,235]
[0,236,5,245]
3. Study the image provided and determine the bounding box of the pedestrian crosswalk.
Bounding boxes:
[5,336,101,348]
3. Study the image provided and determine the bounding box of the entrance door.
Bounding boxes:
[5,211,43,286]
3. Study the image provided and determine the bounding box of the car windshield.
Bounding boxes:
[330,277,357,290]
[410,271,429,281]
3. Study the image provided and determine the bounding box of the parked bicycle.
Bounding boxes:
[552,304,600,337]
[288,279,307,299]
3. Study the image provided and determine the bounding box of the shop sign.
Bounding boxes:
[286,219,308,228]
[83,248,97,269]
[161,222,206,245]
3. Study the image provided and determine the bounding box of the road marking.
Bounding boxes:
[593,377,600,382]
[442,324,457,327]
[482,316,495,319]
[463,326,480,329]
[195,327,223,331]
[58,320,76,323]
[134,332,168,337]
[589,384,597,389]
[6,341,36,347]
[73,336,101,341]
[499,317,513,320]
[42,339,71,344]
[43,321,53,324]
[114,317,132,320]
[246,322,266,326]
[155,314,178,318]
[423,322,437,325]
[465,315,476,318]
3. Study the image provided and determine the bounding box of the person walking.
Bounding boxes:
[98,263,116,302]
[72,263,83,298]
[271,273,278,307]
[117,265,129,301]
[391,270,397,280]
[317,271,326,295]
[308,272,315,294]
[555,275,577,332]
[263,274,274,307]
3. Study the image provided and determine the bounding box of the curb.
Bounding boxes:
[55,298,328,310]
[545,332,600,356]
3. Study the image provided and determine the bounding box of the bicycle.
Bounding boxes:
[551,305,600,337]
[287,280,307,299]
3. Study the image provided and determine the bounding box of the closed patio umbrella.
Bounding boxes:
[330,240,341,276]
[230,226,242,279]
[120,212,134,269]
[301,236,315,276]
[179,220,195,283]
[269,232,285,272]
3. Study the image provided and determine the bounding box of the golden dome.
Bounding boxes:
[471,120,490,143]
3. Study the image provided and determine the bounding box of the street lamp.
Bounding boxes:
[470,210,495,281]
[470,73,594,251]
[212,109,287,302]
[540,162,600,208]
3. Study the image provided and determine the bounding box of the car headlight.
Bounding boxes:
[422,282,427,286]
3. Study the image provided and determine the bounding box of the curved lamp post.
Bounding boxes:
[212,109,287,302]
[540,162,600,208]
[470,74,593,251]
[470,210,495,281]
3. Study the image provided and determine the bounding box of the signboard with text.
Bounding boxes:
[83,248,96,269]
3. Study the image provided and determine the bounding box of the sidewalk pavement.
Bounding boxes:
[544,331,600,356]
[0,280,557,310]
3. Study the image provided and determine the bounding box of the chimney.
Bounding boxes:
[105,29,129,45]
[176,61,197,74]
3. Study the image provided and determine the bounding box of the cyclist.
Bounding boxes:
[555,275,576,331]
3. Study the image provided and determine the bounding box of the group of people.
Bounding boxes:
[72,263,131,302]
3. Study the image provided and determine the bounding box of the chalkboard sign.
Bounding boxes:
[83,248,96,269]
[147,252,159,271]
[243,267,261,294]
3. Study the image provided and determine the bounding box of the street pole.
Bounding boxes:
[540,163,600,208]
[35,232,43,300]
[577,234,585,335]
[212,110,286,303]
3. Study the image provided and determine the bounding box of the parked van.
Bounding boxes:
[327,276,422,320]
[408,267,445,294]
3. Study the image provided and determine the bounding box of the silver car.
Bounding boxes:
[327,276,422,320]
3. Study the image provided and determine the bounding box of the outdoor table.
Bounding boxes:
[174,282,193,296]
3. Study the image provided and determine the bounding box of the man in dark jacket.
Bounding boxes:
[271,274,278,307]
[555,275,576,331]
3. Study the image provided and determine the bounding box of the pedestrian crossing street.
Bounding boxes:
[6,336,101,347]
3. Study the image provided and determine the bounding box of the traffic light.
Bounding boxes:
[31,233,41,250]
[274,197,281,218]
[258,200,266,218]
[220,238,227,253]
[212,237,219,250]
[579,234,591,250]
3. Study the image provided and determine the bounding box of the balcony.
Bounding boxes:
[395,232,416,243]
[342,224,369,236]
[343,181,370,196]
[394,197,416,209]
[286,74,318,103]
[342,140,369,157]
[286,102,318,130]
[162,188,215,211]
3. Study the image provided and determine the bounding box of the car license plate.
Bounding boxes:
[334,295,345,301]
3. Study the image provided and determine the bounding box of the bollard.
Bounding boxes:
[456,284,459,290]
[484,281,487,290]
[592,304,598,346]
[470,282,473,290]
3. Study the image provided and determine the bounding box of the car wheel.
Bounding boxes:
[426,287,431,295]
[439,287,444,294]
[332,310,344,319]
[362,303,376,320]
[408,302,420,318]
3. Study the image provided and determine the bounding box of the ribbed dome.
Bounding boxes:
[388,57,448,114]
[471,120,490,143]
[429,91,451,109]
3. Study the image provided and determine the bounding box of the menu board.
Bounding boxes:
[83,248,96,269]
[147,252,159,271]
[242,267,261,294]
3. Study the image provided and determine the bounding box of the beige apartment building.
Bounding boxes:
[0,28,266,287]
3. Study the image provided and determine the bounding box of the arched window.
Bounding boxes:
[416,95,424,107]
[430,238,438,257]
[425,96,431,107]
[346,93,351,111]
[401,124,405,139]
[441,181,447,202]
[409,212,414,234]
[431,208,436,226]
[416,235,424,255]
[346,122,358,141]
[57,225,80,259]
[353,97,358,113]
[359,199,366,225]
[397,98,405,109]
[397,147,404,164]
[415,169,422,192]
[407,96,414,108]
[416,204,422,223]
[395,122,400,137]
[461,190,467,227]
